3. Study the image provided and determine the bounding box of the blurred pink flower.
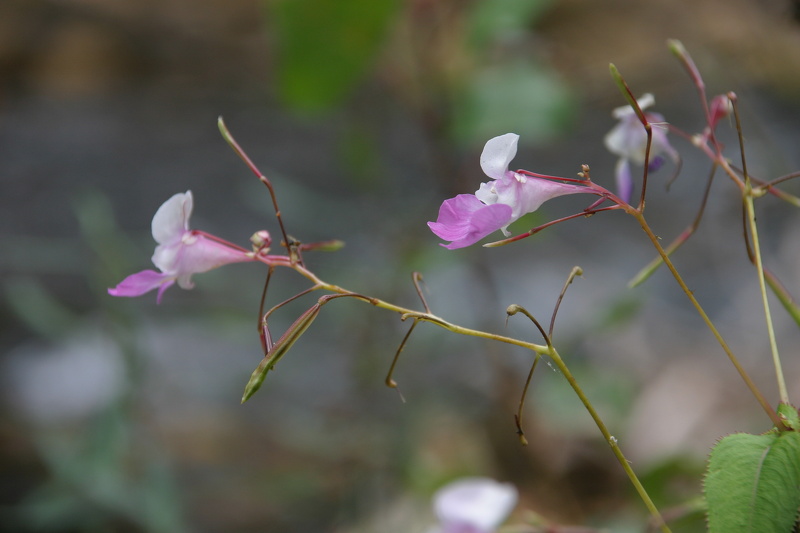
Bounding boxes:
[604,94,678,203]
[428,133,589,249]
[431,477,518,533]
[108,191,252,303]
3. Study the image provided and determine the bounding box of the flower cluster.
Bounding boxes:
[428,95,679,249]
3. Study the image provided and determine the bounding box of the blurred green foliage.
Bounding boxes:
[266,0,401,112]
[267,0,573,146]
[465,0,553,49]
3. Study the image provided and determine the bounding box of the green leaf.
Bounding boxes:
[778,403,800,431]
[267,0,400,112]
[705,431,800,532]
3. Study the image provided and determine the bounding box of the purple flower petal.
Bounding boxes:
[108,270,172,299]
[428,195,513,249]
[647,155,665,173]
[615,158,633,204]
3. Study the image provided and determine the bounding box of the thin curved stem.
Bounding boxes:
[282,260,552,356]
[280,255,669,529]
[631,210,782,427]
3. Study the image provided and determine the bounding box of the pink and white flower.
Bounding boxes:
[428,133,592,249]
[108,191,253,303]
[431,477,518,533]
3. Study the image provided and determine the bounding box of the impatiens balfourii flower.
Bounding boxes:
[108,191,253,303]
[604,93,679,203]
[428,133,594,249]
[431,477,518,533]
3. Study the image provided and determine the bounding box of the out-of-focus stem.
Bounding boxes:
[273,256,670,529]
[744,192,788,403]
[629,164,716,288]
[547,346,672,533]
[631,210,782,427]
[730,92,789,404]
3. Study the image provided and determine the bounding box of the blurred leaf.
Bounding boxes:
[140,456,187,533]
[4,276,78,339]
[705,430,800,532]
[452,61,574,146]
[73,188,140,286]
[339,122,384,190]
[594,295,643,330]
[466,0,554,49]
[267,0,400,112]
[28,406,187,532]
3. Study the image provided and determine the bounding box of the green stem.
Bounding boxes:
[291,263,553,355]
[547,346,671,533]
[288,260,669,529]
[743,191,788,403]
[632,211,782,427]
[730,92,789,406]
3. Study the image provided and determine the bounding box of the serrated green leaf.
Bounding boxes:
[778,403,800,432]
[705,431,800,533]
[267,0,399,112]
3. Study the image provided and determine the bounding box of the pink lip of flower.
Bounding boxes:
[428,133,591,249]
[108,191,253,303]
[604,93,679,203]
[432,477,518,533]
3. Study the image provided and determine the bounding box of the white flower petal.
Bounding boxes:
[611,93,655,119]
[475,181,499,205]
[152,191,193,244]
[434,478,517,531]
[480,133,519,180]
[151,241,181,274]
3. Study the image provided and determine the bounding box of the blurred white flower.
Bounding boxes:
[3,330,125,424]
[431,477,518,533]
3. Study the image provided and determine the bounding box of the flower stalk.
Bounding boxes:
[729,96,789,405]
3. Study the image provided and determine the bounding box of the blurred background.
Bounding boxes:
[1,0,800,531]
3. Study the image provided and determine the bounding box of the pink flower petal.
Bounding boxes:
[108,270,172,299]
[172,234,252,288]
[428,195,513,249]
[494,176,588,224]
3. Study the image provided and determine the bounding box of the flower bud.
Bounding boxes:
[250,230,272,254]
[708,94,733,130]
